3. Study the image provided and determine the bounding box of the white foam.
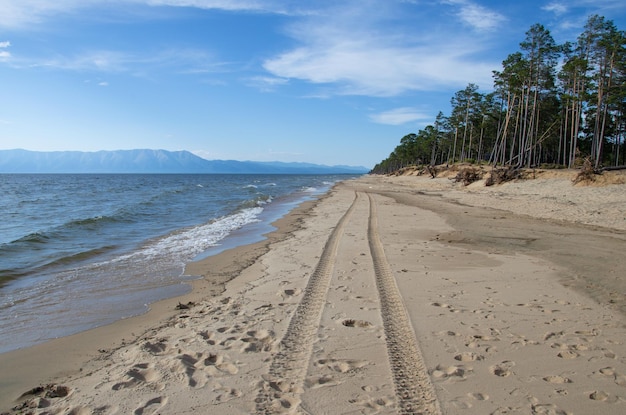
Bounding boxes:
[106,207,263,264]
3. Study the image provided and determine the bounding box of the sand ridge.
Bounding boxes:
[2,174,626,414]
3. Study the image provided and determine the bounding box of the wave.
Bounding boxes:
[66,214,121,228]
[104,206,264,266]
[238,194,273,209]
[4,214,121,249]
[12,232,50,244]
[46,246,119,267]
[0,245,119,288]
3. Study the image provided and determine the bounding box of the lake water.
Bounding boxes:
[0,174,352,353]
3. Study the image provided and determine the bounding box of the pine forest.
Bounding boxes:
[371,15,626,176]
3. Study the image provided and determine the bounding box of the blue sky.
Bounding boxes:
[1,1,625,168]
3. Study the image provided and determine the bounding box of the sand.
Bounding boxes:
[1,170,626,414]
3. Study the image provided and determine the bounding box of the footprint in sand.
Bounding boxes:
[199,330,217,345]
[431,301,462,313]
[557,350,579,359]
[543,331,564,341]
[13,384,73,413]
[468,392,489,401]
[134,396,168,415]
[543,375,572,384]
[454,352,483,362]
[588,390,619,402]
[450,392,490,409]
[168,351,238,388]
[530,402,570,414]
[342,319,373,328]
[241,329,276,353]
[304,375,342,389]
[597,367,626,386]
[112,363,160,391]
[430,364,470,381]
[280,288,303,300]
[142,339,169,355]
[348,393,394,412]
[489,361,515,377]
[316,358,369,373]
[216,387,243,402]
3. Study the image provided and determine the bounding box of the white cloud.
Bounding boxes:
[0,0,303,28]
[245,76,289,91]
[265,44,495,96]
[370,107,432,125]
[98,81,109,86]
[0,41,11,61]
[542,2,568,15]
[32,50,128,72]
[20,47,223,77]
[263,3,497,97]
[1,0,501,96]
[144,0,271,11]
[443,0,506,32]
[0,0,87,28]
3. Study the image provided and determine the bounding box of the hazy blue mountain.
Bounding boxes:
[0,149,369,174]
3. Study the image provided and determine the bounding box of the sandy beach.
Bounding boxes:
[2,170,626,414]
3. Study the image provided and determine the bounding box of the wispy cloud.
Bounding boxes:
[245,76,289,92]
[12,47,225,78]
[264,44,495,96]
[145,0,280,12]
[0,41,11,61]
[442,0,507,32]
[370,107,432,125]
[540,0,626,36]
[263,2,497,97]
[0,0,84,28]
[0,0,306,28]
[542,2,569,15]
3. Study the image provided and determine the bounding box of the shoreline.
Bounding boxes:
[2,174,626,414]
[0,193,322,411]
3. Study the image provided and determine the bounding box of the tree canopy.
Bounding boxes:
[371,15,626,175]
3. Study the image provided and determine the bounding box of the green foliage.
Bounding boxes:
[371,15,626,175]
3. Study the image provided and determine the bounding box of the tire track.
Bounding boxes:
[366,192,442,415]
[256,192,360,414]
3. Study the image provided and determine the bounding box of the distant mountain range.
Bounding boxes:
[0,149,369,174]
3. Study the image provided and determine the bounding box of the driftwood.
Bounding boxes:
[573,158,601,184]
[175,301,195,310]
[485,166,520,186]
[453,167,482,186]
[426,165,437,178]
[601,165,626,172]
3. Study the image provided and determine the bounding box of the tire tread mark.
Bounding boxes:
[256,192,360,414]
[366,192,442,415]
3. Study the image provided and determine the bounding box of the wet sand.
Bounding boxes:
[1,172,625,414]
